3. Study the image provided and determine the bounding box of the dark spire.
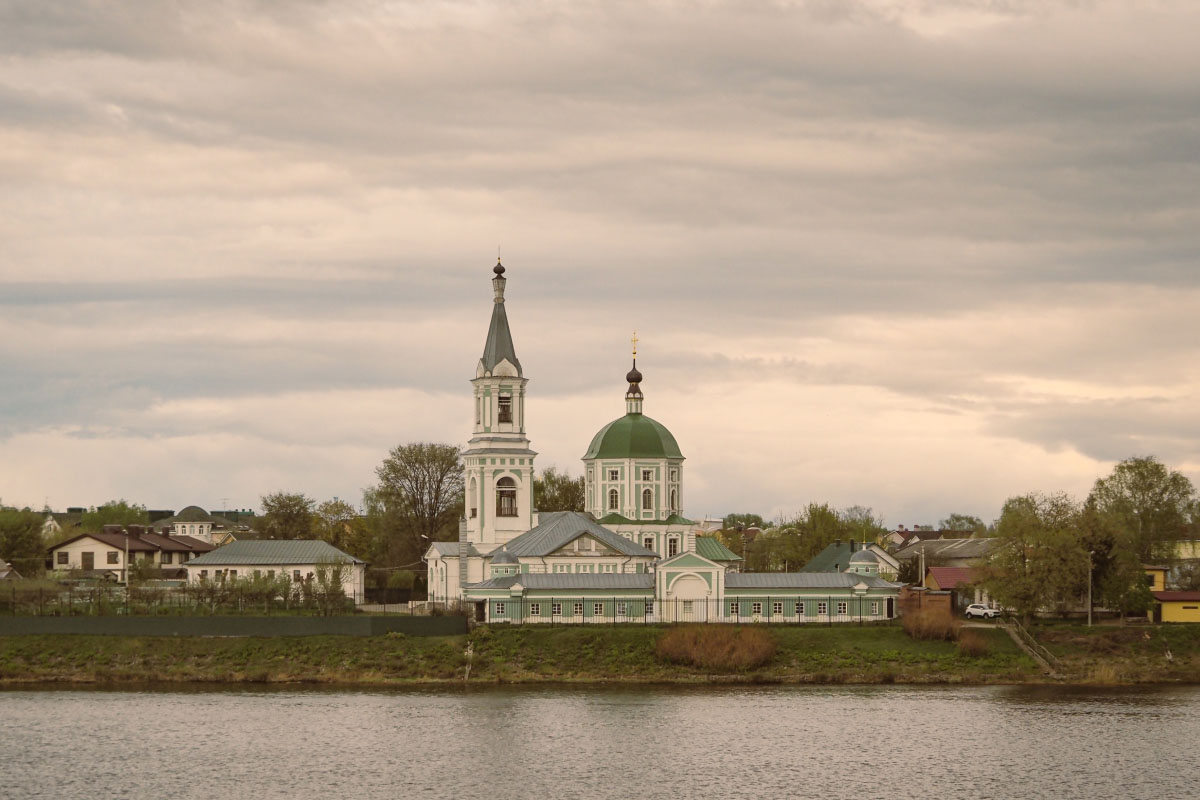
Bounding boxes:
[481,259,522,376]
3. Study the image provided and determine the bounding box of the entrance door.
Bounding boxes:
[81,551,94,571]
[475,601,486,623]
[886,598,895,619]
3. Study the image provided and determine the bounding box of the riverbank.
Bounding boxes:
[1,623,1195,686]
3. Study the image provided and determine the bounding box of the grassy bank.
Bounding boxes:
[1,623,1194,687]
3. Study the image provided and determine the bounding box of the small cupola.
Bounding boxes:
[626,332,644,414]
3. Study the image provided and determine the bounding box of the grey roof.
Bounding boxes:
[467,573,654,591]
[185,540,364,566]
[500,512,657,558]
[726,572,898,590]
[850,549,879,563]
[151,505,239,532]
[894,538,999,562]
[480,285,522,376]
[426,541,484,558]
[491,548,518,564]
[801,542,896,572]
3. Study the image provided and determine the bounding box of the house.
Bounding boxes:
[42,507,85,537]
[1151,591,1200,623]
[894,538,999,570]
[0,560,22,580]
[48,525,214,582]
[151,505,244,545]
[924,566,991,609]
[1144,566,1169,593]
[800,540,899,580]
[183,540,367,600]
[427,263,902,624]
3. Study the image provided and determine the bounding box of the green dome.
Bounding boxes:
[583,413,684,460]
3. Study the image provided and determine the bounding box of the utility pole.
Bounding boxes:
[1087,550,1094,627]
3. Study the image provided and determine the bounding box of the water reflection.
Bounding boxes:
[2,685,1197,799]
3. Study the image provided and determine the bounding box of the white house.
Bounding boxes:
[184,540,367,600]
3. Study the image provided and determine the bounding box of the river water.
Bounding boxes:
[2,685,1197,799]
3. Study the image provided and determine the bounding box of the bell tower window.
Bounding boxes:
[670,489,677,512]
[496,477,518,517]
[608,489,619,511]
[498,394,513,423]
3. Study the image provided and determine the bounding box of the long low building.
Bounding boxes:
[183,540,366,600]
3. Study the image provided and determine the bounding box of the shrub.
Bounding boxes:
[957,630,990,657]
[902,610,961,641]
[656,625,776,672]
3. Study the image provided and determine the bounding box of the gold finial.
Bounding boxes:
[631,331,638,358]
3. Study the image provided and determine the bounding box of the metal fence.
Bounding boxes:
[477,596,897,626]
[0,583,463,618]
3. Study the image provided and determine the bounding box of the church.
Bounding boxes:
[424,262,901,624]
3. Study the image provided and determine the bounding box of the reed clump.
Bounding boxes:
[902,610,962,641]
[656,625,777,672]
[956,630,990,657]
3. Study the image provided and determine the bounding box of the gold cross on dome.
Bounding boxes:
[631,331,639,357]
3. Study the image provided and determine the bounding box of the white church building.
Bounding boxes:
[425,261,900,624]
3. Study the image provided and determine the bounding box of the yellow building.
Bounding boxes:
[1144,566,1169,593]
[1152,591,1200,623]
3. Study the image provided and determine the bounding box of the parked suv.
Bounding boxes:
[964,603,1001,619]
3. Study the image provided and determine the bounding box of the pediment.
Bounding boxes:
[659,552,721,570]
[549,532,620,557]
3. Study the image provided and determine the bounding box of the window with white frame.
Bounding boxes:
[107,552,119,564]
[552,602,562,616]
[293,570,301,581]
[199,570,208,579]
[602,564,615,573]
[870,601,879,615]
[496,477,518,517]
[729,601,740,615]
[229,570,237,579]
[554,564,570,573]
[530,603,541,616]
[837,602,848,615]
[682,601,693,613]
[818,602,828,615]
[643,536,654,550]
[573,602,584,616]
[641,469,652,481]
[594,602,604,616]
[796,602,805,615]
[56,551,68,565]
[772,602,783,615]
[752,602,763,615]
[642,488,653,510]
[668,538,679,557]
[608,469,619,481]
[670,489,677,512]
[646,600,654,615]
[670,469,678,481]
[608,489,619,510]
[497,394,513,423]
[577,564,593,573]
[494,602,506,616]
[616,602,627,615]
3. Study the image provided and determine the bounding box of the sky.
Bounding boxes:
[1,1,1198,527]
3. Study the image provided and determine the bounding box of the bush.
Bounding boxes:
[956,630,990,657]
[902,610,961,641]
[656,625,776,672]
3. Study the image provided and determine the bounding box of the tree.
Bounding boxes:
[313,498,359,552]
[1088,456,1196,564]
[80,500,149,532]
[981,493,1088,622]
[259,492,315,539]
[533,467,585,512]
[367,442,464,569]
[723,513,765,530]
[0,508,46,577]
[939,513,987,536]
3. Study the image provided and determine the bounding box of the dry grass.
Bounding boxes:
[902,610,962,641]
[956,630,990,657]
[656,625,777,672]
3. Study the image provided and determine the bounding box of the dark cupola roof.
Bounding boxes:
[480,259,522,376]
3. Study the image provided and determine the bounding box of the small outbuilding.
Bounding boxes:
[1152,591,1200,623]
[184,540,366,600]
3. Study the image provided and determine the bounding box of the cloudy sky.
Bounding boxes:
[2,0,1197,527]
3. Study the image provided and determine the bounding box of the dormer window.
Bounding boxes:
[498,394,513,423]
[496,477,518,517]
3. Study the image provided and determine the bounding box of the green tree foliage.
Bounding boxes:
[1087,456,1196,563]
[939,513,987,536]
[0,508,47,577]
[365,442,464,570]
[533,467,585,512]
[259,492,316,540]
[722,513,765,530]
[80,500,149,532]
[313,498,360,552]
[982,493,1088,622]
[737,504,884,572]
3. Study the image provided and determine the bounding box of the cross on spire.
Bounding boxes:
[632,331,639,358]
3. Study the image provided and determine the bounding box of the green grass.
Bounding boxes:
[0,623,1046,686]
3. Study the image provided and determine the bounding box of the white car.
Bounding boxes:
[964,603,1001,619]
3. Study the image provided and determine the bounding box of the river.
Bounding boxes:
[2,685,1197,799]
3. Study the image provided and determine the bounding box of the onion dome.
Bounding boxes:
[491,547,518,565]
[850,548,879,564]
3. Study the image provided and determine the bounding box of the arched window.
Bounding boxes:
[469,478,478,518]
[496,477,518,517]
[608,488,619,511]
[670,489,677,512]
[642,488,653,511]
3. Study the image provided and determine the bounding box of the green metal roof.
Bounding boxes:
[499,512,655,558]
[186,540,364,566]
[480,293,522,376]
[596,512,696,526]
[583,413,683,460]
[695,536,742,562]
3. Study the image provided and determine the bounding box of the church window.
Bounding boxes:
[530,603,541,616]
[668,539,679,557]
[616,602,627,616]
[729,601,739,616]
[772,602,783,615]
[670,490,677,512]
[494,602,505,617]
[497,394,513,423]
[818,602,828,615]
[594,602,604,616]
[796,602,805,616]
[642,489,653,510]
[573,602,584,616]
[608,489,619,511]
[641,469,652,481]
[670,469,678,481]
[752,602,763,615]
[551,603,562,616]
[469,478,478,518]
[643,536,654,551]
[608,469,619,481]
[496,477,518,517]
[475,397,481,424]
